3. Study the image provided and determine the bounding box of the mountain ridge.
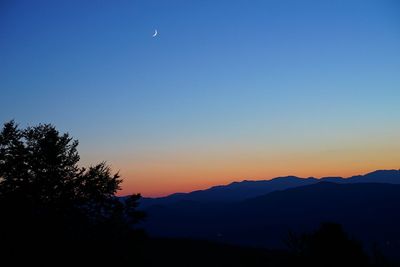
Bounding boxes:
[140,169,400,207]
[142,181,400,260]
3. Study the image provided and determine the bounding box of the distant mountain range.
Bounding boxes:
[139,169,400,260]
[140,169,400,207]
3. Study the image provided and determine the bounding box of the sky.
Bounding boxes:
[1,0,400,197]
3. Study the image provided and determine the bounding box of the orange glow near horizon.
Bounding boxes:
[115,148,400,197]
[81,129,400,198]
[118,166,400,198]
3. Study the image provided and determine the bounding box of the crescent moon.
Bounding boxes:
[152,29,158,37]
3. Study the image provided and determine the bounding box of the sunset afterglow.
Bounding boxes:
[2,0,399,197]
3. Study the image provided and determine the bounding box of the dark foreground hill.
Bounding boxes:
[138,238,290,267]
[142,182,400,261]
[140,169,400,207]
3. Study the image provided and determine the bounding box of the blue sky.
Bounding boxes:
[1,0,400,195]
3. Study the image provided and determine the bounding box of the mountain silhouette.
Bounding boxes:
[142,181,400,260]
[140,169,400,207]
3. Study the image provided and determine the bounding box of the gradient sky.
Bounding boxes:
[1,0,400,197]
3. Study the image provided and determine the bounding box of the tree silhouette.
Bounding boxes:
[0,121,145,263]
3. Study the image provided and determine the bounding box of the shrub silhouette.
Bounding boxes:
[0,121,145,264]
[286,222,370,267]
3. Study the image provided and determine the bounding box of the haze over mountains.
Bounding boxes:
[139,170,400,260]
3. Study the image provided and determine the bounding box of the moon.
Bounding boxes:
[152,29,158,37]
